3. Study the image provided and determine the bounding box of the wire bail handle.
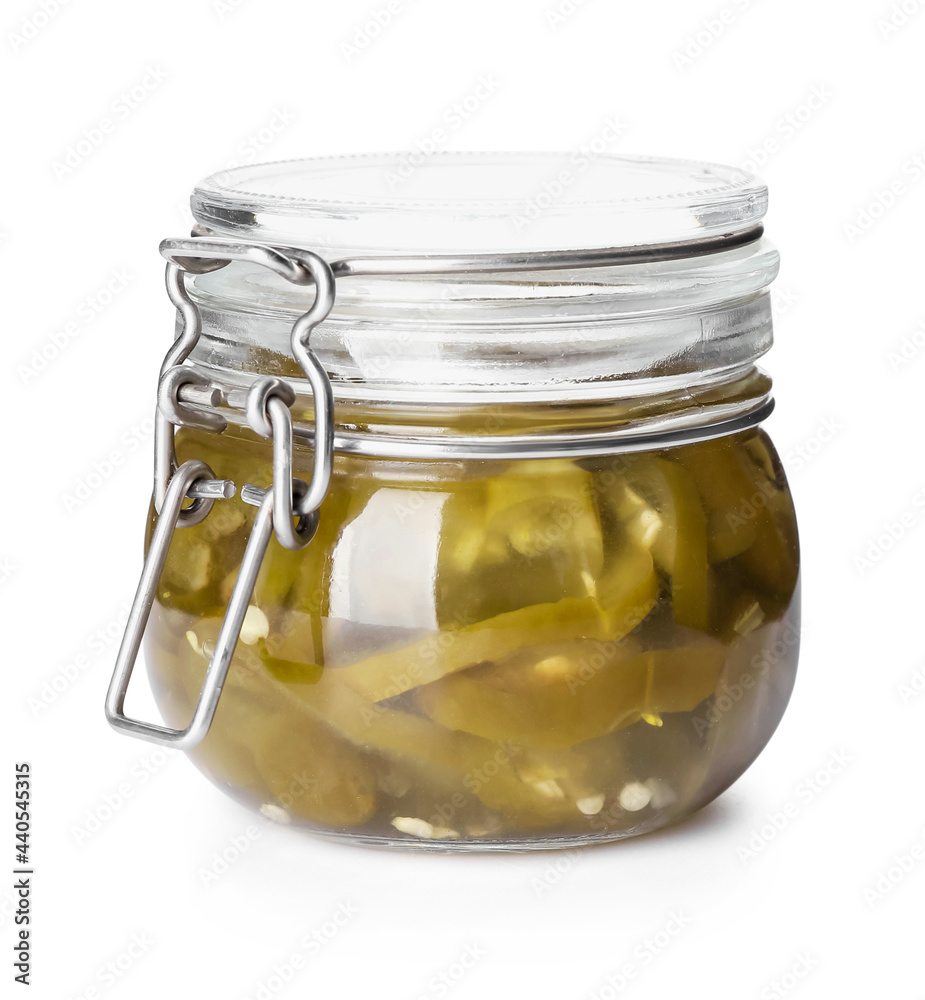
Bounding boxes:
[105,238,337,749]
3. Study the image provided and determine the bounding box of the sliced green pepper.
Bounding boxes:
[621,456,711,633]
[336,536,657,704]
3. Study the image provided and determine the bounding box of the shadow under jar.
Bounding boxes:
[116,153,800,850]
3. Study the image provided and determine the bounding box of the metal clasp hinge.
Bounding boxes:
[105,237,337,750]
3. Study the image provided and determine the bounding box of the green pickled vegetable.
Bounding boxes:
[615,455,711,633]
[143,427,799,844]
[337,535,657,703]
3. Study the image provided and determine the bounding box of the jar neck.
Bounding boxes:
[173,236,779,457]
[175,363,771,460]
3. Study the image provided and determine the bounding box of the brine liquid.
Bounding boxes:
[145,427,799,849]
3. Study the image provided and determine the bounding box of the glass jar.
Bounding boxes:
[106,153,800,850]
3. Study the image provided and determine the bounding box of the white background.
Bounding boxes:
[2,0,923,997]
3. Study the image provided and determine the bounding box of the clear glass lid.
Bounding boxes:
[191,152,768,256]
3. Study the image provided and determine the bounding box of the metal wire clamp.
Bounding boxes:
[105,237,336,749]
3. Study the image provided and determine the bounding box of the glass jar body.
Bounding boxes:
[144,422,799,850]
